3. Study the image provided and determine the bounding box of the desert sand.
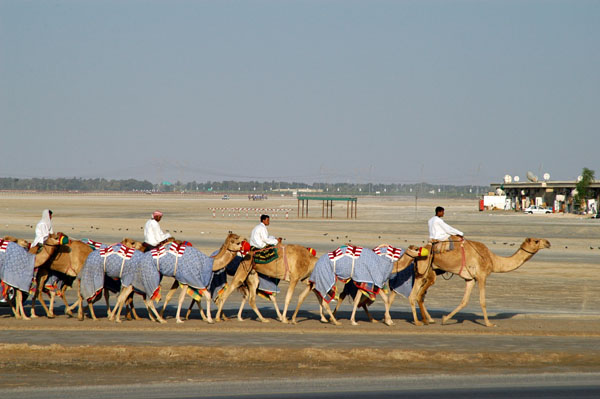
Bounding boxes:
[0,192,599,390]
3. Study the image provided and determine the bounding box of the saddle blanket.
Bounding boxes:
[79,244,145,301]
[0,241,36,292]
[253,246,278,264]
[388,262,415,298]
[310,245,403,303]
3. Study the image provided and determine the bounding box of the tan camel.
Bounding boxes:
[3,235,62,320]
[415,236,551,327]
[74,238,146,321]
[295,245,425,326]
[214,244,318,323]
[30,239,93,318]
[330,245,427,326]
[156,233,247,323]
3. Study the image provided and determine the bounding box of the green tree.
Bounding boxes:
[574,167,595,209]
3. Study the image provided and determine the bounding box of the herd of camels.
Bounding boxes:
[0,231,551,328]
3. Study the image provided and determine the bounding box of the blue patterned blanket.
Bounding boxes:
[79,244,145,301]
[0,241,36,292]
[137,244,219,300]
[388,262,414,298]
[309,245,402,302]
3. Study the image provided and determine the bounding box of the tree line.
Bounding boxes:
[0,177,488,198]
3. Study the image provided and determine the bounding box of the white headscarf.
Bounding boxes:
[32,209,54,247]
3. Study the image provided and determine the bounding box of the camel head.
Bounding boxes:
[121,238,145,251]
[3,235,31,249]
[224,233,247,253]
[521,238,551,253]
[407,245,430,258]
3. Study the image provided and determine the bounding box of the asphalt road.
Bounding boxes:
[3,373,600,399]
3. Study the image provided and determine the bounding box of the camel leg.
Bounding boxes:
[31,274,50,318]
[246,277,268,323]
[202,291,214,324]
[477,277,496,327]
[109,285,133,323]
[144,296,166,323]
[409,277,426,326]
[47,291,56,318]
[175,284,190,323]
[320,297,340,326]
[88,300,99,321]
[215,274,247,322]
[17,290,30,320]
[280,279,298,324]
[442,279,476,325]
[383,290,396,326]
[332,291,347,317]
[160,280,180,318]
[290,283,314,324]
[417,273,436,325]
[269,295,283,321]
[350,291,363,326]
[237,296,247,321]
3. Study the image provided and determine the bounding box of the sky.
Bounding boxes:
[1,0,598,185]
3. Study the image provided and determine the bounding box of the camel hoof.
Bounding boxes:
[291,319,298,325]
[176,319,184,324]
[47,314,55,319]
[414,320,424,326]
[207,319,215,324]
[319,318,328,324]
[281,318,288,324]
[428,319,436,324]
[260,318,270,323]
[384,320,394,326]
[114,318,122,323]
[370,319,379,324]
[441,316,450,325]
[351,321,358,326]
[332,320,341,326]
[30,313,38,319]
[158,318,167,324]
[237,317,245,322]
[485,323,497,328]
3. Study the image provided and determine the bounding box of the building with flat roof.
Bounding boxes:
[489,180,600,213]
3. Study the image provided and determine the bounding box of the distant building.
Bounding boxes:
[489,180,600,214]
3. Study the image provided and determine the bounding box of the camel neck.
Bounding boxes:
[490,246,535,273]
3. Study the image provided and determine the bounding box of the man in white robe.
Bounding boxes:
[143,211,171,249]
[32,209,54,247]
[428,206,463,252]
[249,215,280,249]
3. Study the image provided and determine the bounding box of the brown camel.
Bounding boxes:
[74,238,146,321]
[146,233,246,324]
[3,235,63,320]
[30,239,94,318]
[329,245,427,326]
[214,244,318,323]
[415,236,551,327]
[296,245,425,326]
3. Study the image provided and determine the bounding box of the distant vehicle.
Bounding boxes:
[222,194,230,200]
[523,205,552,214]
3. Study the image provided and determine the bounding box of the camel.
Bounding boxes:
[30,239,94,318]
[123,233,246,324]
[0,235,63,320]
[76,239,151,322]
[330,245,429,326]
[414,236,551,327]
[214,244,318,323]
[292,245,425,326]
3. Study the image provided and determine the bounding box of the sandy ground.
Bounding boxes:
[0,192,599,389]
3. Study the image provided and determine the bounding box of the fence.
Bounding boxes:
[209,207,293,219]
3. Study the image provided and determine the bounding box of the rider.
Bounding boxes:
[143,211,171,250]
[428,206,463,252]
[249,214,281,250]
[32,209,54,248]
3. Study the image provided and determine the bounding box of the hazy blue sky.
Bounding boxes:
[1,0,598,185]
